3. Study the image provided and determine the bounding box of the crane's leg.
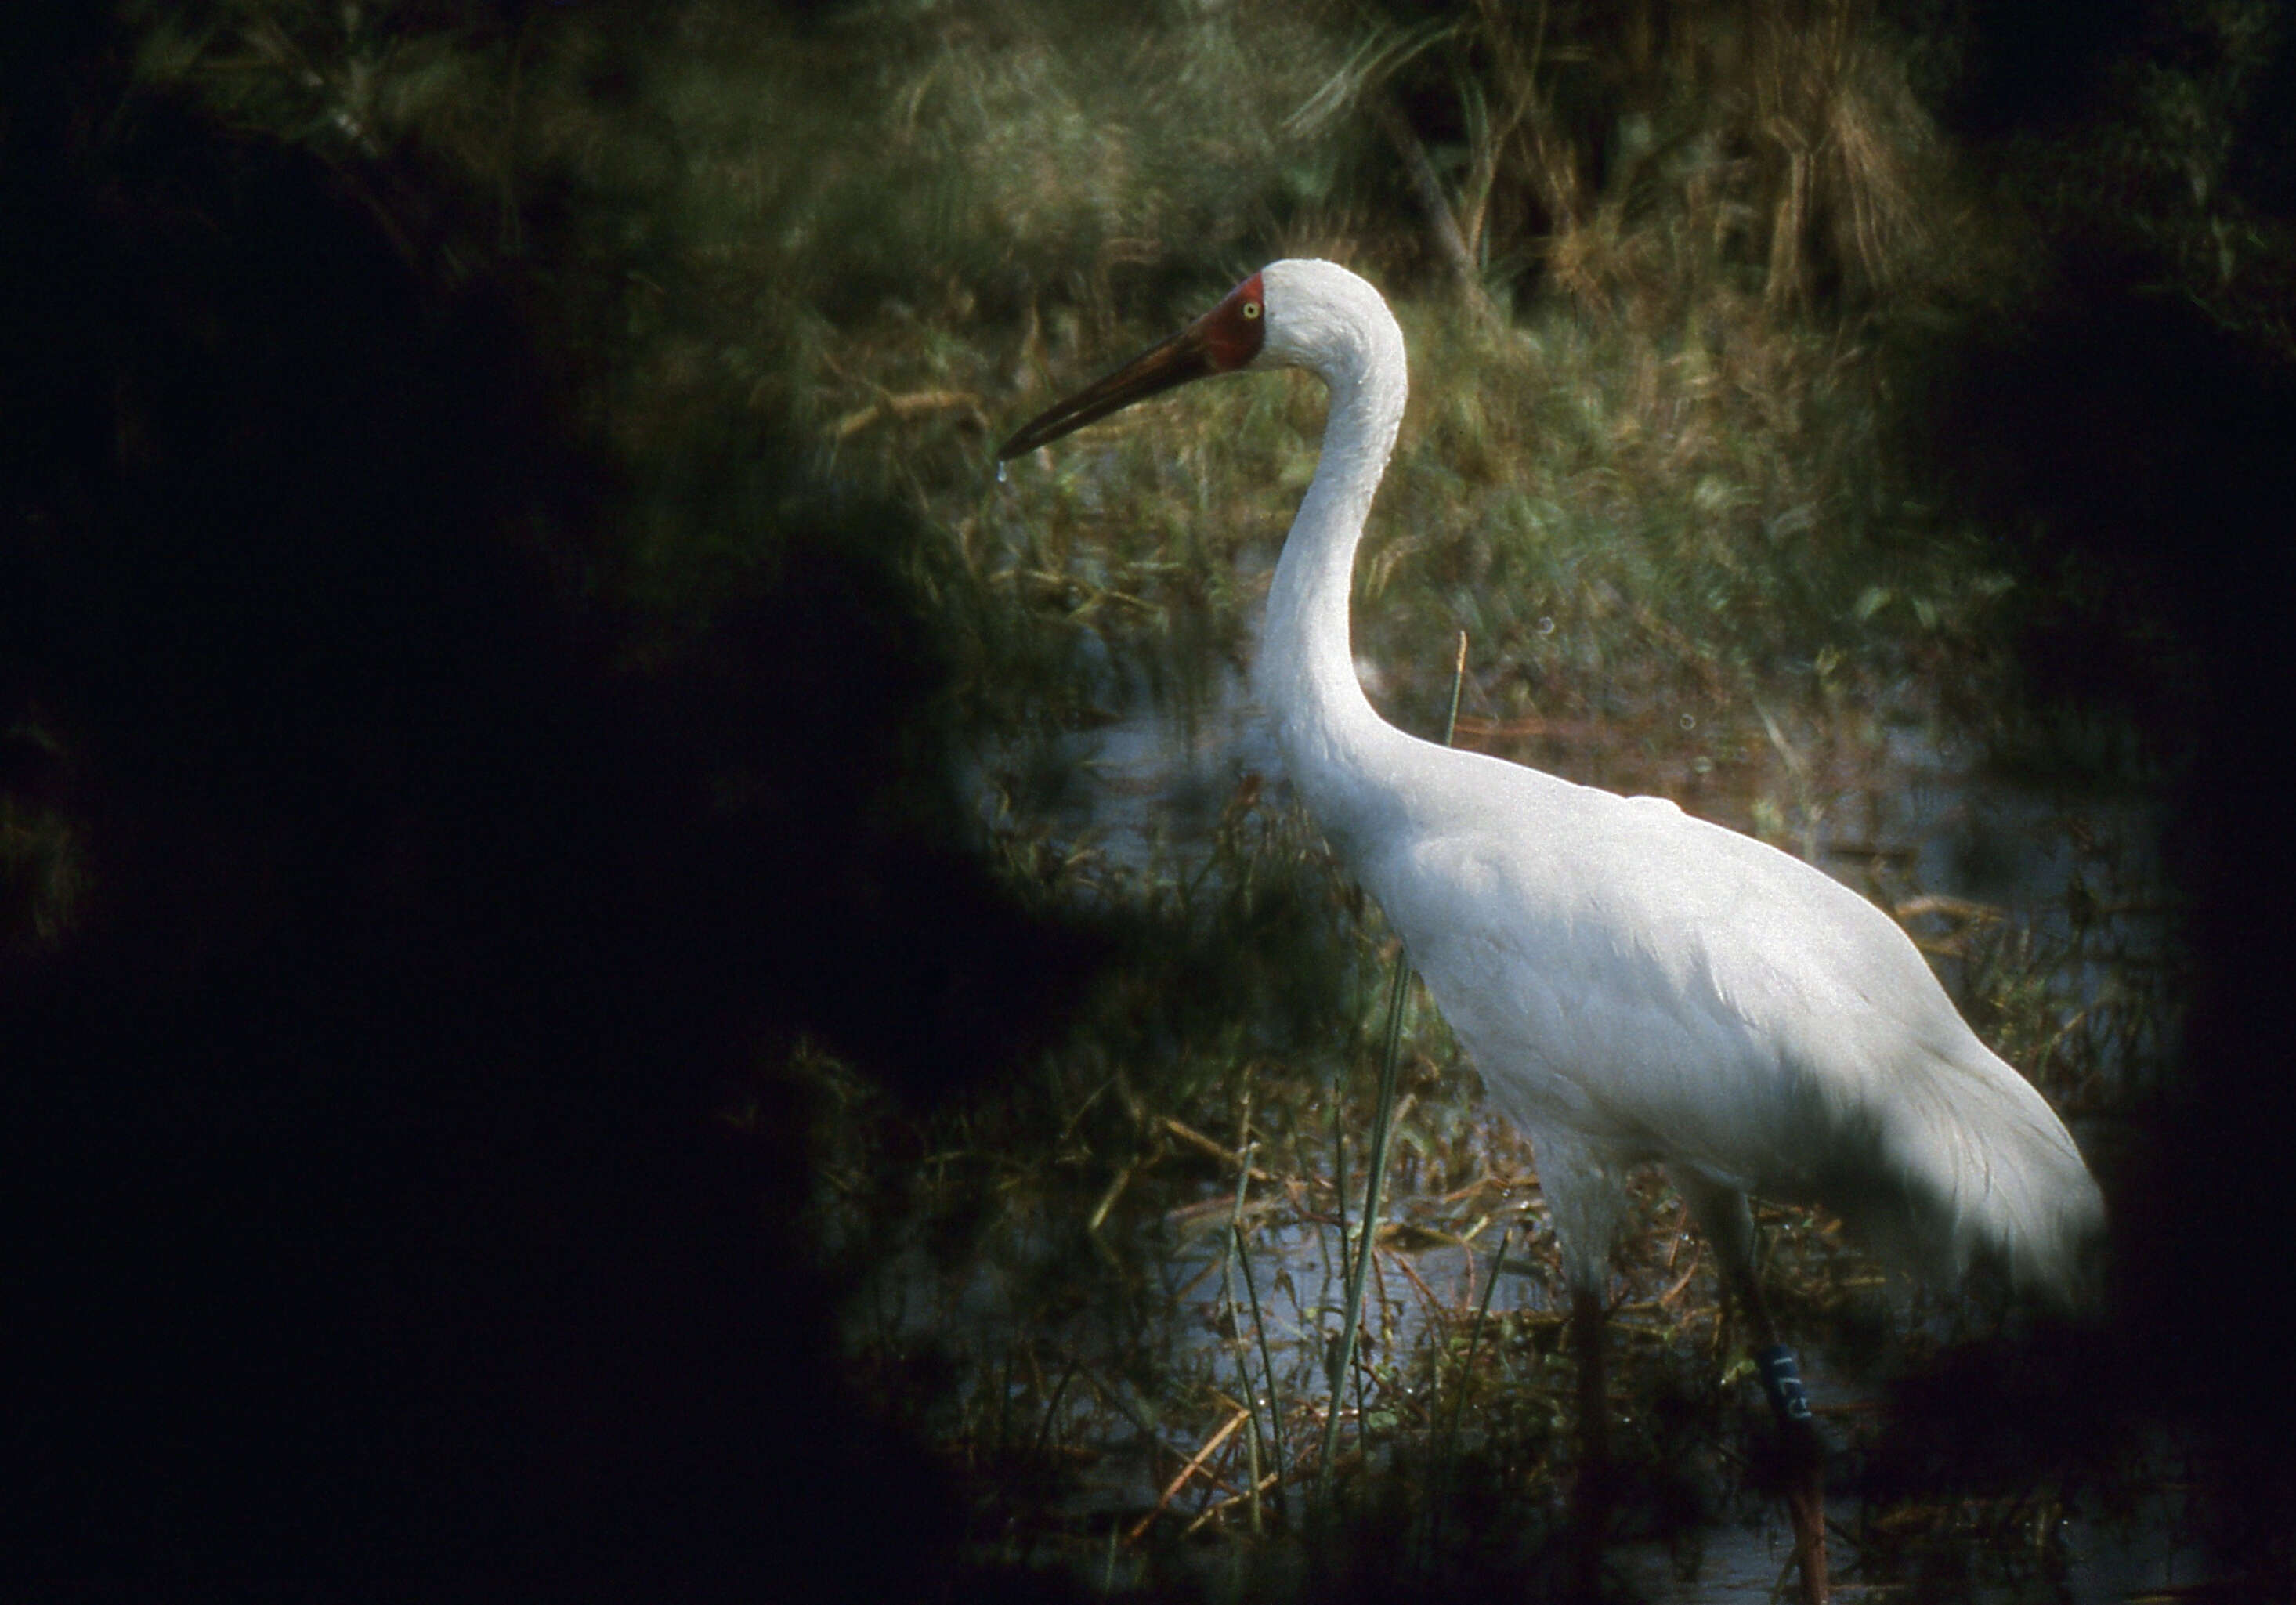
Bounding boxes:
[1541,1144,1623,1599]
[1567,1279,1611,1599]
[1674,1173,1829,1605]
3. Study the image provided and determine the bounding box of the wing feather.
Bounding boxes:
[1361,752,2103,1303]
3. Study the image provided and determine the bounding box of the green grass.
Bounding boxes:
[799,236,2169,1598]
[16,2,2210,1593]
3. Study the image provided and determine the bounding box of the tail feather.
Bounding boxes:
[1815,1039,2104,1310]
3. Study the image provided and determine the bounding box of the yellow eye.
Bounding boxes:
[1242,302,1261,320]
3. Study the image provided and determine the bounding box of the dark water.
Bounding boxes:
[916,671,2186,1598]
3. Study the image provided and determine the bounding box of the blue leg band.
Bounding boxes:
[1756,1343,1813,1424]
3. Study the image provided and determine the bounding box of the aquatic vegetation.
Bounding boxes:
[13,0,2274,1594]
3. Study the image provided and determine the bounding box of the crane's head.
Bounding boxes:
[996,260,1401,460]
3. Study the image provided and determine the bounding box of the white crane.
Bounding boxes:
[1000,258,2103,1603]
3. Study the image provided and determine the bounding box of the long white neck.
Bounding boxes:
[1249,268,1412,859]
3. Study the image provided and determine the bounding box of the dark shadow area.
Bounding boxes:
[1854,0,2296,1571]
[13,0,2293,1593]
[2,7,1098,1591]
[1908,172,2296,1596]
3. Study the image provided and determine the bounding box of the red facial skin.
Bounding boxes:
[998,271,1266,459]
[1198,271,1266,372]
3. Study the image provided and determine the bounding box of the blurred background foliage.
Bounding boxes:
[6,0,2294,1592]
[68,0,2291,733]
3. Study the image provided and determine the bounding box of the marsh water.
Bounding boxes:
[888,666,2184,1599]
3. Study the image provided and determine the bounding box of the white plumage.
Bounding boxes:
[1367,746,2099,1296]
[1231,258,2102,1305]
[1000,258,2103,1597]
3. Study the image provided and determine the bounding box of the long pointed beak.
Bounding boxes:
[997,323,1218,460]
